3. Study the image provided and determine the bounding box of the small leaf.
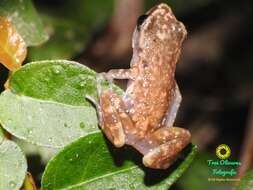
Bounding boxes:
[0,0,48,46]
[0,138,27,190]
[235,170,253,190]
[42,133,197,190]
[0,16,27,71]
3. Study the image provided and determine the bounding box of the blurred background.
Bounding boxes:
[0,0,252,189]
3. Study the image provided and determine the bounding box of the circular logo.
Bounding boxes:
[216,144,231,159]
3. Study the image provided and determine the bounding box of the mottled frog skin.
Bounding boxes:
[87,3,191,169]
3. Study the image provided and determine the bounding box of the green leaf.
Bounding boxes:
[0,60,120,147]
[0,0,48,46]
[0,90,99,148]
[0,139,27,190]
[235,170,253,190]
[10,60,98,106]
[42,133,197,190]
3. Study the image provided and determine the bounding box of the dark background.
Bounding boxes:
[0,0,252,189]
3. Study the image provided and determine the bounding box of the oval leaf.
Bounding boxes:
[0,0,48,46]
[42,133,197,190]
[0,16,27,71]
[0,138,27,190]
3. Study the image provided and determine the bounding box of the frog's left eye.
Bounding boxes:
[137,14,148,31]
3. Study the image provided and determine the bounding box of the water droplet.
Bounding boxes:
[9,181,16,188]
[48,137,53,142]
[69,158,73,162]
[75,153,79,158]
[79,81,86,87]
[129,183,136,190]
[79,122,85,129]
[68,135,73,140]
[51,65,63,74]
[28,129,33,135]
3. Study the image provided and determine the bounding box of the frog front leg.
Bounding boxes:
[98,89,130,147]
[95,68,137,146]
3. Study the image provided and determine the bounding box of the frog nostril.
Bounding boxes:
[137,14,149,31]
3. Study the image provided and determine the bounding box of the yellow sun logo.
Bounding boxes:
[216,144,231,159]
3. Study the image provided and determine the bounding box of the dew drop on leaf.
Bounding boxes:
[79,122,85,129]
[129,183,136,190]
[51,65,63,74]
[9,181,16,188]
[79,81,86,87]
[28,129,33,135]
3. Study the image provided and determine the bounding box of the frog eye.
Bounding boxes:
[137,14,148,31]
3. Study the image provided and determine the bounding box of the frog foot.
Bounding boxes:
[142,127,191,169]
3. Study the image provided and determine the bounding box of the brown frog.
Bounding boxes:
[87,3,191,169]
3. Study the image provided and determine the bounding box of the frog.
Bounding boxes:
[86,3,191,169]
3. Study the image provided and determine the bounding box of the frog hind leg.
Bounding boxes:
[139,127,191,169]
[86,74,127,147]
